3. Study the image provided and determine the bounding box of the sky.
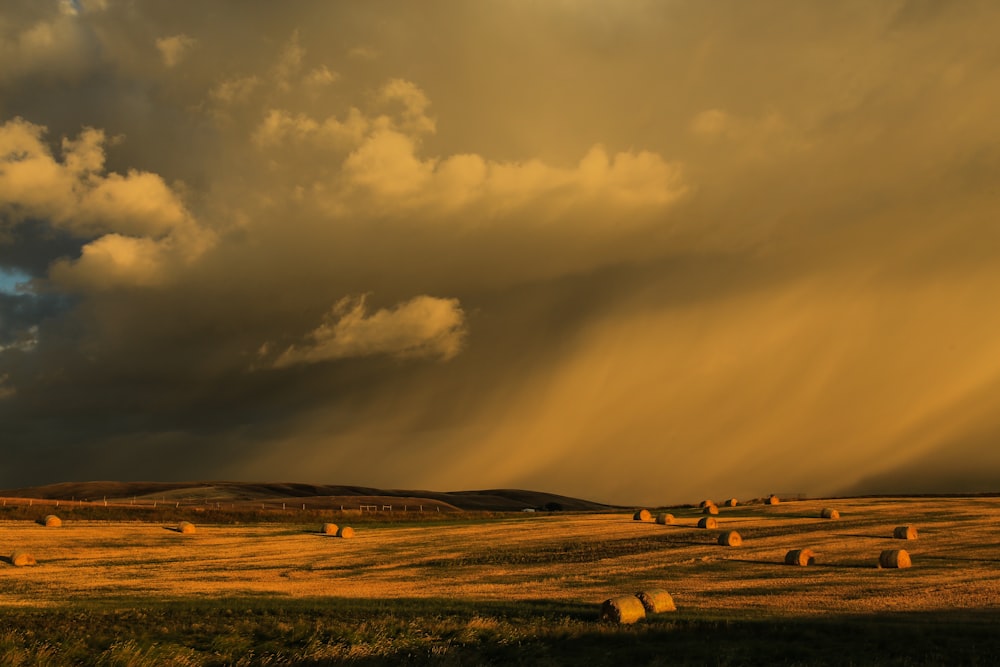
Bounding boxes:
[1,1,999,505]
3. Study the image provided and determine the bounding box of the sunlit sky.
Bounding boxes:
[2,1,999,505]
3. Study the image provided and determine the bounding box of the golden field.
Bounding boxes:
[3,496,999,617]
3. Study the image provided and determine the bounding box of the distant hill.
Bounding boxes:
[0,481,616,512]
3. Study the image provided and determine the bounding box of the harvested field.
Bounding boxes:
[0,496,997,614]
[0,496,998,664]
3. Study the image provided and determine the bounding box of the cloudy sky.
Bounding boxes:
[1,0,999,505]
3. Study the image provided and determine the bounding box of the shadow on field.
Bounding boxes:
[3,597,1000,665]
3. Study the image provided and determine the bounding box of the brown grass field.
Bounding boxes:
[1,495,999,664]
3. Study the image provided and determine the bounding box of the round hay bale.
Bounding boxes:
[634,589,676,613]
[697,516,718,529]
[322,523,338,535]
[703,504,719,515]
[893,525,917,540]
[337,526,355,538]
[718,530,742,547]
[879,549,911,569]
[767,495,780,505]
[784,548,816,566]
[726,498,738,507]
[43,515,62,527]
[178,521,196,534]
[10,551,36,567]
[600,595,646,624]
[820,508,840,520]
[655,513,675,525]
[699,500,715,508]
[632,509,652,522]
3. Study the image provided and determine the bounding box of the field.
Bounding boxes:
[1,496,999,665]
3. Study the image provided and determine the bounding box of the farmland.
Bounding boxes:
[1,496,999,665]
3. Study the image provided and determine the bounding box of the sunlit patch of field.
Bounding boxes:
[2,496,999,616]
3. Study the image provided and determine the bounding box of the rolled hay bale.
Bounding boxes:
[655,513,675,525]
[178,521,196,534]
[632,509,652,522]
[10,551,36,567]
[767,495,780,505]
[600,595,646,624]
[697,516,718,529]
[322,523,339,535]
[43,515,62,527]
[820,508,840,520]
[879,549,912,569]
[634,589,676,613]
[726,498,738,507]
[784,548,816,566]
[893,525,917,540]
[718,530,742,547]
[337,526,355,538]
[703,504,719,515]
[699,500,715,509]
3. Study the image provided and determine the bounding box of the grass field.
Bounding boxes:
[1,496,999,665]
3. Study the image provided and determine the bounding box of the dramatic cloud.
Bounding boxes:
[1,1,999,504]
[272,294,465,367]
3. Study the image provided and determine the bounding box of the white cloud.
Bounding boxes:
[0,117,214,290]
[273,294,466,367]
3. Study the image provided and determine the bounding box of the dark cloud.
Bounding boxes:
[1,1,999,503]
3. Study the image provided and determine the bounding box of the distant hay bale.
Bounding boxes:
[178,521,196,534]
[655,513,675,525]
[893,525,917,540]
[634,589,676,613]
[879,549,911,569]
[820,508,840,520]
[718,531,742,547]
[322,523,338,535]
[10,551,36,567]
[697,517,718,529]
[600,595,646,624]
[784,548,816,566]
[703,505,719,515]
[633,509,652,522]
[726,498,738,507]
[43,515,62,527]
[699,500,715,508]
[337,526,355,538]
[767,495,780,505]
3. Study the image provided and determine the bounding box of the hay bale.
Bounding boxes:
[634,589,676,613]
[718,530,742,547]
[820,508,840,520]
[655,513,675,525]
[879,549,911,569]
[893,525,917,540]
[726,498,738,507]
[322,523,339,535]
[697,516,718,529]
[699,500,715,508]
[703,504,719,515]
[600,595,646,624]
[10,551,36,567]
[632,509,652,522]
[767,495,780,505]
[784,548,816,566]
[43,515,62,527]
[337,526,355,538]
[178,521,196,534]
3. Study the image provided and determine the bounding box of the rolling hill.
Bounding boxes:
[0,480,615,512]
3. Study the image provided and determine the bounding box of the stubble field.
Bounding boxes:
[1,496,999,665]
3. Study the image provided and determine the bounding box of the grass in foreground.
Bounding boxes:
[0,598,998,666]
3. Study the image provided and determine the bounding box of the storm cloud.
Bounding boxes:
[1,1,999,504]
